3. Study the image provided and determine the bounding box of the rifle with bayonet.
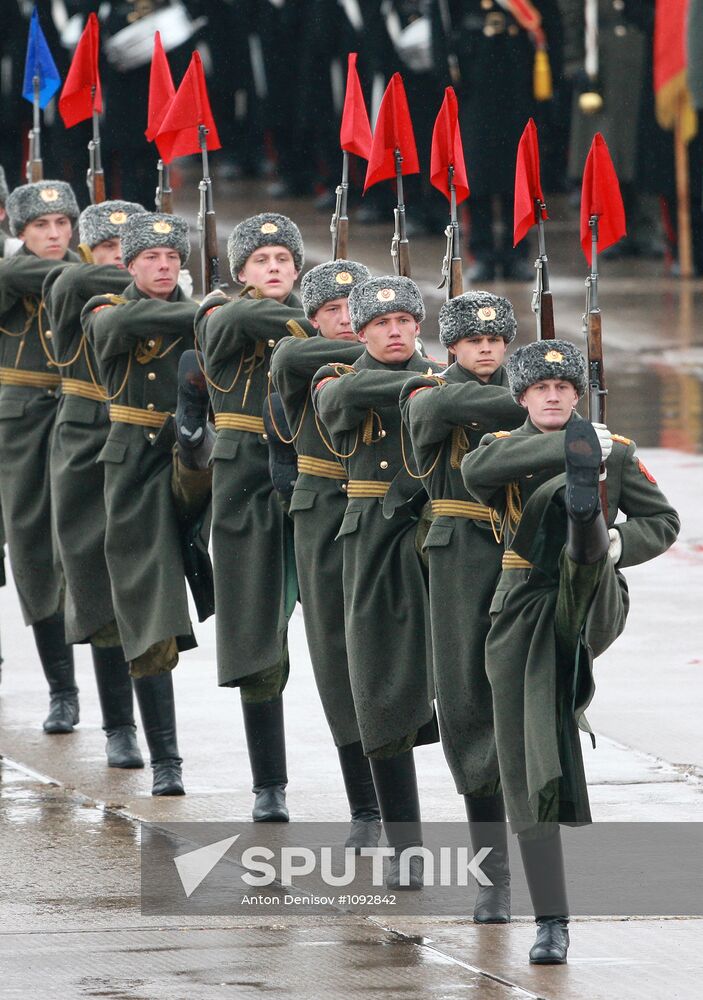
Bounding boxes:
[26,76,43,182]
[155,158,173,214]
[330,150,349,259]
[198,124,220,294]
[86,85,105,204]
[583,214,608,519]
[391,148,411,277]
[439,164,463,300]
[532,195,555,340]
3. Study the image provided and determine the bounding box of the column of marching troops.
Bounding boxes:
[0,154,682,964]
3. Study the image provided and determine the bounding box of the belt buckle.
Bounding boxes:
[484,11,506,36]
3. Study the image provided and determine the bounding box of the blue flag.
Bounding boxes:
[22,8,61,108]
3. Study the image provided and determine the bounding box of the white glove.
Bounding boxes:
[592,422,613,462]
[199,287,229,309]
[608,528,622,564]
[177,268,194,298]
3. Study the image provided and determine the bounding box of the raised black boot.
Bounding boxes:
[133,673,184,795]
[337,741,382,851]
[564,420,610,564]
[369,752,423,890]
[519,828,570,964]
[92,645,143,768]
[241,696,289,821]
[32,613,79,733]
[465,792,511,923]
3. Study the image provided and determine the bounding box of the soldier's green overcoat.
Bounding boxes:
[312,350,444,756]
[462,415,680,831]
[0,247,77,624]
[81,282,198,662]
[400,363,524,794]
[271,333,365,746]
[44,263,131,644]
[194,290,303,686]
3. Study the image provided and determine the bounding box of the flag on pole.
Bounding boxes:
[513,117,547,246]
[580,133,626,263]
[363,73,419,191]
[156,51,221,163]
[145,31,176,154]
[22,8,61,108]
[58,12,102,127]
[654,0,697,143]
[430,87,469,204]
[340,53,372,160]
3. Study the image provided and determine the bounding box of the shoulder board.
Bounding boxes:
[286,319,309,339]
[104,293,127,306]
[332,363,355,376]
[611,433,632,446]
[493,431,512,438]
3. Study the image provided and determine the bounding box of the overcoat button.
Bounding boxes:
[148,372,156,381]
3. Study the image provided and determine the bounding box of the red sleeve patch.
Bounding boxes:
[409,385,432,400]
[315,376,337,394]
[637,459,657,484]
[205,306,220,317]
[92,303,112,313]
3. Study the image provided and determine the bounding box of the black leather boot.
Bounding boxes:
[92,645,144,768]
[465,792,511,923]
[32,614,79,733]
[241,696,289,821]
[369,752,423,890]
[518,829,570,964]
[133,673,184,795]
[337,741,382,851]
[564,420,610,565]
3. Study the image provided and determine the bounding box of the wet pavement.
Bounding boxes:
[1,182,703,996]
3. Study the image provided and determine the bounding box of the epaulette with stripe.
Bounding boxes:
[611,433,632,446]
[493,431,512,438]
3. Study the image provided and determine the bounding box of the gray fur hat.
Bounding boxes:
[6,180,79,236]
[0,166,8,207]
[439,290,517,347]
[120,212,190,266]
[227,212,304,278]
[300,259,371,318]
[506,339,587,400]
[348,275,425,334]
[79,200,146,249]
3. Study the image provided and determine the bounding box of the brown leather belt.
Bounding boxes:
[109,403,171,428]
[0,366,60,389]
[502,549,533,570]
[214,412,266,435]
[431,498,499,525]
[61,377,107,402]
[346,480,390,498]
[297,455,347,480]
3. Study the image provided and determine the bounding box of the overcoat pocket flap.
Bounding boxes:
[0,398,28,419]
[335,507,362,538]
[423,520,455,548]
[56,395,102,425]
[210,435,240,461]
[288,488,318,513]
[97,437,128,464]
[489,587,507,616]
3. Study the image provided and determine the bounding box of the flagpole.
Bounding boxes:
[673,91,693,278]
[27,75,43,182]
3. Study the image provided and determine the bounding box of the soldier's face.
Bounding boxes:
[311,298,357,340]
[520,379,579,432]
[128,248,181,299]
[450,335,506,381]
[92,238,124,267]
[238,246,299,302]
[20,213,72,259]
[358,311,418,363]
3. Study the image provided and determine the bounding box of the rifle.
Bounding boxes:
[330,150,349,259]
[532,196,555,340]
[155,158,173,214]
[198,124,220,294]
[86,86,105,204]
[583,214,608,519]
[26,76,43,182]
[437,0,461,86]
[439,165,463,300]
[391,148,411,277]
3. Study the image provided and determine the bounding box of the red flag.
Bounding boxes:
[513,118,547,246]
[58,12,102,127]
[580,133,626,263]
[340,53,372,160]
[145,31,176,154]
[430,88,469,205]
[156,51,221,164]
[654,0,696,142]
[363,73,419,192]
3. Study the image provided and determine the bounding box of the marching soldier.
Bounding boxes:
[270,259,382,850]
[193,213,306,822]
[312,276,444,889]
[461,339,680,962]
[45,199,205,778]
[399,291,525,920]
[81,212,212,796]
[0,179,80,732]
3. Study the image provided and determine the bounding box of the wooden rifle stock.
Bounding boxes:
[586,307,608,520]
[449,257,463,299]
[92,168,106,204]
[397,237,411,278]
[333,216,349,260]
[156,162,173,214]
[27,155,43,183]
[539,289,555,340]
